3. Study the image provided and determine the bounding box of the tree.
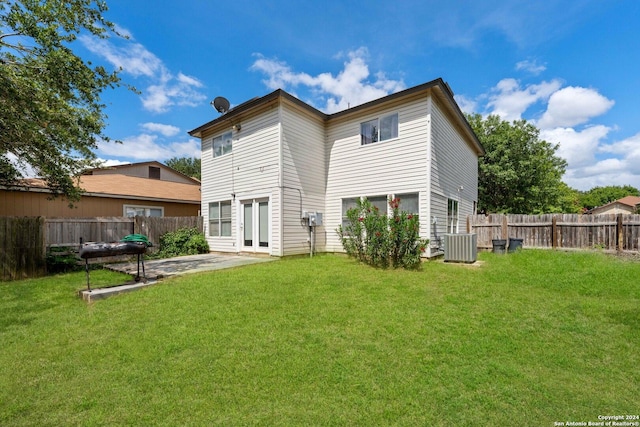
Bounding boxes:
[467,114,568,214]
[1,0,126,201]
[165,157,201,180]
[578,185,640,211]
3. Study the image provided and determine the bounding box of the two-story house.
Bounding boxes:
[188,78,484,257]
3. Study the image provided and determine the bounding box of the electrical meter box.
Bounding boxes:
[308,212,323,226]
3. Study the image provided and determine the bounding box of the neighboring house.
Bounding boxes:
[0,162,201,217]
[189,78,484,257]
[587,196,640,215]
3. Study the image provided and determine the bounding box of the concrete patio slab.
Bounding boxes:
[80,253,274,302]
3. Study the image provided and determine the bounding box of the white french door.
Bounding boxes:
[240,198,270,253]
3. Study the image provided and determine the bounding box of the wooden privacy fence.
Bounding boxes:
[1,216,204,280]
[469,213,640,252]
[46,216,204,252]
[0,217,46,280]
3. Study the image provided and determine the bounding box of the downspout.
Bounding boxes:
[425,94,433,257]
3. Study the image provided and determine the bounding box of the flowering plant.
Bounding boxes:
[337,197,429,269]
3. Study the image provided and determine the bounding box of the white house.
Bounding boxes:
[188,78,484,257]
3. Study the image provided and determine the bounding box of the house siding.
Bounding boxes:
[280,102,327,255]
[200,108,282,254]
[193,81,482,258]
[429,95,478,236]
[324,95,431,252]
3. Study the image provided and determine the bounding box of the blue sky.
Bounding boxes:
[79,0,640,191]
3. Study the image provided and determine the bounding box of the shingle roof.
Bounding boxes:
[79,175,200,203]
[8,175,201,204]
[616,196,640,207]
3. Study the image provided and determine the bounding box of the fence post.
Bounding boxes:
[552,215,558,249]
[617,213,623,252]
[502,215,508,240]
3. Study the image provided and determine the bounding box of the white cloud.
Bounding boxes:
[80,35,164,78]
[141,122,181,137]
[515,59,546,75]
[97,135,200,161]
[487,78,562,121]
[461,72,640,191]
[96,158,132,167]
[454,94,477,115]
[538,86,614,129]
[599,132,640,156]
[80,34,206,114]
[251,48,405,113]
[142,76,206,113]
[541,125,611,168]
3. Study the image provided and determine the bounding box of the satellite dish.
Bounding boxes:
[211,96,230,114]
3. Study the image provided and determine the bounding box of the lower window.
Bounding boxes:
[209,201,232,237]
[124,205,163,217]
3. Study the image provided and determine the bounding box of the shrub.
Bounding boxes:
[157,227,209,258]
[337,197,428,269]
[46,247,81,273]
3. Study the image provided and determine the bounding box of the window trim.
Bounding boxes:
[123,204,164,217]
[212,131,233,158]
[209,200,232,237]
[360,112,399,146]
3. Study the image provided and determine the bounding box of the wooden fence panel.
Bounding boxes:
[468,214,504,248]
[469,213,637,252]
[622,214,640,251]
[556,214,618,250]
[506,214,554,249]
[45,217,134,247]
[0,217,46,280]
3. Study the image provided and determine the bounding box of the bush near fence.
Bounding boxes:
[1,216,203,280]
[468,213,640,252]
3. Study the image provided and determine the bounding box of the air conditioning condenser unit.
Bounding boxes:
[444,233,477,263]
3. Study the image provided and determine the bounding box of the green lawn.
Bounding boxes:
[1,250,638,426]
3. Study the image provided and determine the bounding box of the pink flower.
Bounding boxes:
[407,214,413,220]
[358,217,364,222]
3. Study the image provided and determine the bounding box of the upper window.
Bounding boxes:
[209,201,232,237]
[213,131,233,158]
[360,113,398,145]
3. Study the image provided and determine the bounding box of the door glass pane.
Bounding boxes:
[259,201,269,247]
[243,203,252,246]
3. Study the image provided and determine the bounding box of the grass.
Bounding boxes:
[0,251,639,426]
